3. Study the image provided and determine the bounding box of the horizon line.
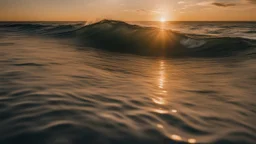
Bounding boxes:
[0,20,256,22]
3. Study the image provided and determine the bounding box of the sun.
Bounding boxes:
[160,17,166,23]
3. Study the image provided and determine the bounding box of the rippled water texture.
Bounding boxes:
[0,22,256,144]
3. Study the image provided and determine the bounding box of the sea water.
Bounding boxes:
[0,21,255,144]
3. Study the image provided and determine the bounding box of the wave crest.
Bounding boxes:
[1,20,255,57]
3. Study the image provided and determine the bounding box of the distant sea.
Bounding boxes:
[0,20,255,144]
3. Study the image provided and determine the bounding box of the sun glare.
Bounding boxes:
[160,17,166,23]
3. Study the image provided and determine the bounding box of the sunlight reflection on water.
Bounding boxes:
[154,60,167,104]
[152,60,168,113]
[188,138,197,144]
[170,134,182,141]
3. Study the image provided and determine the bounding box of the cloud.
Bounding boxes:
[137,9,163,14]
[136,9,147,13]
[124,9,163,15]
[212,2,236,7]
[245,0,256,4]
[197,1,212,6]
[178,1,185,4]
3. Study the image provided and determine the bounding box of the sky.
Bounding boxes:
[0,0,255,21]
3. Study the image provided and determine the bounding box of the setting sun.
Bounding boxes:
[160,17,166,23]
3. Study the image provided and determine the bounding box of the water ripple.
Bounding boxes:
[0,32,255,144]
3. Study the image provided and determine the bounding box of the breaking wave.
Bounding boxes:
[1,20,255,57]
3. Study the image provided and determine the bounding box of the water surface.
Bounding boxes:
[0,21,256,144]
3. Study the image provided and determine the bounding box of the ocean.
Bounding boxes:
[0,20,255,144]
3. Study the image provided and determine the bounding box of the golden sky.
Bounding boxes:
[0,0,255,21]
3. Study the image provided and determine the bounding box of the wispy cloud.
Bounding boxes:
[197,1,212,6]
[124,9,163,15]
[212,2,236,7]
[178,1,185,4]
[245,0,256,4]
[136,9,163,14]
[136,9,147,13]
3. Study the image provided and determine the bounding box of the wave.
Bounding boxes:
[1,20,255,57]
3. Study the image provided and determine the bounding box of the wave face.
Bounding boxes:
[1,20,255,57]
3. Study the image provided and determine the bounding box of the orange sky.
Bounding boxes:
[0,0,255,21]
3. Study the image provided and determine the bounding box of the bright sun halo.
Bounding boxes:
[160,17,166,23]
